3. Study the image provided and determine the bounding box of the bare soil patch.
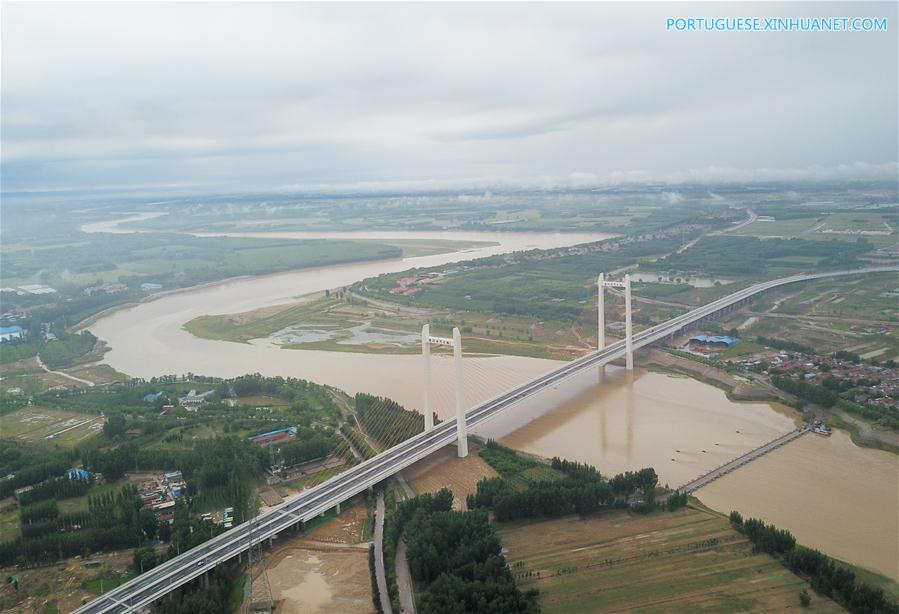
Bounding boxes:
[404,442,499,510]
[0,550,134,613]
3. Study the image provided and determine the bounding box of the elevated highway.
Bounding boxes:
[74,266,897,613]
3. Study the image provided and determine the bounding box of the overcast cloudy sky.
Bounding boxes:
[2,2,896,192]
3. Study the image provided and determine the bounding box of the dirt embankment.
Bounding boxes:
[643,348,783,403]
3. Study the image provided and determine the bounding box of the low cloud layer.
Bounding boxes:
[2,2,896,192]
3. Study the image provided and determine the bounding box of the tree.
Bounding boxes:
[103,413,127,439]
[140,508,159,540]
[134,547,158,574]
[799,589,811,607]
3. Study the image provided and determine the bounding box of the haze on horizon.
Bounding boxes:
[1,1,897,194]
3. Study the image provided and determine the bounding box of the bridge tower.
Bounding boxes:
[421,325,468,457]
[597,273,634,370]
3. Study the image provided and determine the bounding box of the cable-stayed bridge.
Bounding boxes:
[74,266,896,614]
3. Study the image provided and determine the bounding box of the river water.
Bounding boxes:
[85,228,609,412]
[83,222,898,580]
[479,366,898,579]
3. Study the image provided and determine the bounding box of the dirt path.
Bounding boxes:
[36,355,95,387]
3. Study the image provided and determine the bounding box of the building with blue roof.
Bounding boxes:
[690,334,738,347]
[67,468,90,481]
[0,325,24,342]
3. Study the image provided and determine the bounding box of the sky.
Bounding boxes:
[1,1,897,193]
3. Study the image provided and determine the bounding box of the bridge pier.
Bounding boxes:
[453,327,468,458]
[624,274,633,370]
[421,324,434,432]
[597,273,605,350]
[335,502,341,515]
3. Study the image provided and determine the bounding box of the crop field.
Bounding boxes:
[718,273,899,360]
[733,217,822,238]
[816,211,896,235]
[0,407,103,447]
[498,506,842,613]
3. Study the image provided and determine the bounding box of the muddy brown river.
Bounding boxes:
[479,366,898,579]
[83,224,898,580]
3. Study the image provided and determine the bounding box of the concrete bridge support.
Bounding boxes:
[421,324,434,432]
[597,273,605,350]
[624,274,633,370]
[453,327,468,458]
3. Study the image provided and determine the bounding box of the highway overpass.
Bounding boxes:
[74,266,896,613]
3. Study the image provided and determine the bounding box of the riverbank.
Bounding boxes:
[642,348,899,455]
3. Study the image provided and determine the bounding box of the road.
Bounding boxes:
[711,208,758,235]
[395,534,416,614]
[72,265,897,614]
[374,492,393,614]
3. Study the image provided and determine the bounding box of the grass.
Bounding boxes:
[81,571,138,596]
[498,505,844,613]
[278,465,345,491]
[0,507,20,542]
[64,364,130,384]
[185,289,580,359]
[57,478,128,514]
[235,395,290,407]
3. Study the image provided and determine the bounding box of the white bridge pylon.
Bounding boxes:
[421,324,468,457]
[598,272,634,370]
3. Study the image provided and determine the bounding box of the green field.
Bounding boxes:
[498,506,844,613]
